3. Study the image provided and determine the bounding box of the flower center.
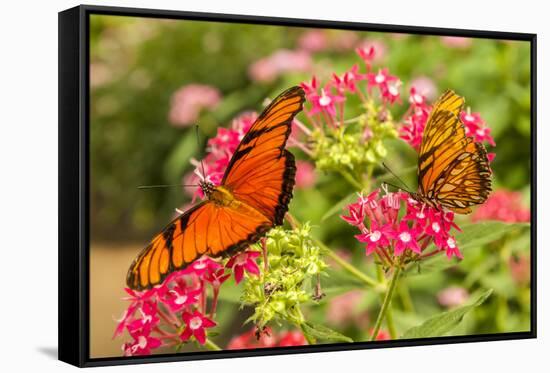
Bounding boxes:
[399,232,411,243]
[138,335,148,349]
[413,93,423,104]
[189,316,203,330]
[194,262,206,270]
[234,253,248,266]
[319,90,332,106]
[465,114,475,122]
[388,84,399,96]
[375,73,385,84]
[370,230,381,242]
[447,237,456,249]
[432,222,441,233]
[174,294,188,305]
[416,212,425,219]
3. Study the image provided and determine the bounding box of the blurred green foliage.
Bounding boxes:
[90,15,531,344]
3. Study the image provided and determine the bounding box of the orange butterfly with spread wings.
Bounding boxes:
[411,89,492,214]
[127,86,305,290]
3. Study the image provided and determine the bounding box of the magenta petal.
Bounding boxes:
[194,328,206,344]
[244,260,260,275]
[180,327,192,341]
[148,337,162,349]
[234,265,244,284]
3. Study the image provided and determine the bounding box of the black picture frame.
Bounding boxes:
[58,4,537,368]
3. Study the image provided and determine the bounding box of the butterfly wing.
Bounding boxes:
[222,86,305,224]
[127,201,272,290]
[127,86,305,289]
[417,90,492,214]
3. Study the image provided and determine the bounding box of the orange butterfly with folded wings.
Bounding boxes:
[127,86,305,290]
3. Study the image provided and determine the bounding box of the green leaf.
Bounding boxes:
[400,289,493,339]
[321,192,357,221]
[405,222,529,276]
[458,222,529,251]
[301,322,354,343]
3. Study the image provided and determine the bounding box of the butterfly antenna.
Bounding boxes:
[195,124,207,181]
[381,162,412,193]
[137,183,198,190]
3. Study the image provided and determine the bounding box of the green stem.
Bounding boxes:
[203,338,222,351]
[326,249,383,291]
[339,169,365,191]
[370,266,401,341]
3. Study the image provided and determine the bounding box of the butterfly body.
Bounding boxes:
[127,86,305,290]
[412,90,492,214]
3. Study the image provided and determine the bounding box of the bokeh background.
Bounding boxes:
[89,14,531,358]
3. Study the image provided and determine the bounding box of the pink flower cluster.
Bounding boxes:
[227,327,307,349]
[169,84,221,127]
[115,252,261,355]
[249,49,312,83]
[400,88,496,153]
[471,189,530,223]
[299,47,402,129]
[184,112,257,199]
[341,189,463,261]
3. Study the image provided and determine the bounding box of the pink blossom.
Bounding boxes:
[226,250,261,284]
[332,31,359,51]
[332,64,366,94]
[357,39,387,62]
[355,221,392,255]
[248,49,312,83]
[369,328,391,341]
[355,45,376,70]
[460,111,496,146]
[342,188,464,260]
[227,327,305,349]
[409,76,437,101]
[298,30,329,52]
[180,310,217,345]
[184,112,258,199]
[441,36,473,49]
[326,290,364,325]
[392,221,421,256]
[169,84,221,127]
[437,286,469,308]
[277,331,307,346]
[295,160,316,189]
[160,284,202,313]
[472,190,530,223]
[308,86,345,117]
[122,324,162,356]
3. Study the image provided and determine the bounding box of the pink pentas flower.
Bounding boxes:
[409,76,437,101]
[332,65,366,94]
[471,189,530,223]
[355,45,376,69]
[248,49,312,83]
[357,39,387,62]
[123,324,162,356]
[341,187,464,261]
[203,267,231,288]
[160,284,202,313]
[308,86,345,118]
[392,221,421,256]
[295,160,317,189]
[169,84,221,127]
[297,29,329,52]
[356,221,392,255]
[226,250,261,284]
[277,331,307,347]
[437,286,469,308]
[441,36,472,49]
[460,111,496,146]
[341,200,366,228]
[180,310,217,345]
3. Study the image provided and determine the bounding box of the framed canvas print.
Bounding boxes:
[58,4,536,367]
